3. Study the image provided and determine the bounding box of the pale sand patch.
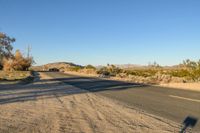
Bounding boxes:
[159,83,200,92]
[0,93,180,133]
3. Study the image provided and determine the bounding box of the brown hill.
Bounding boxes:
[31,62,82,71]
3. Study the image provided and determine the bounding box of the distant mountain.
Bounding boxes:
[31,62,82,71]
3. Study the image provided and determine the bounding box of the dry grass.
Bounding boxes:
[0,71,32,81]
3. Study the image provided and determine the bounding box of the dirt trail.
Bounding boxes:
[0,72,180,133]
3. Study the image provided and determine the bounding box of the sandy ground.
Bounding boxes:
[0,72,180,133]
[0,71,31,81]
[159,83,200,92]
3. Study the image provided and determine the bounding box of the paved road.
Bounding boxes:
[44,72,200,131]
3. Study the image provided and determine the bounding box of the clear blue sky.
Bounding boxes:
[0,0,200,66]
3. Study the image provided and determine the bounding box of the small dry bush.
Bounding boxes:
[3,50,34,71]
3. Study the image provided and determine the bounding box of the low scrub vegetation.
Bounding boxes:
[97,64,122,76]
[65,64,97,75]
[0,71,32,81]
[65,60,200,84]
[0,32,34,72]
[3,50,34,71]
[67,66,83,72]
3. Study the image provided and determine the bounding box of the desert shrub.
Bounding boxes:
[97,67,110,76]
[193,69,200,81]
[167,69,190,78]
[97,65,122,76]
[3,50,34,71]
[124,69,158,77]
[179,59,200,81]
[108,65,122,76]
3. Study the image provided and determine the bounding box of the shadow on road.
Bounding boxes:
[0,72,146,105]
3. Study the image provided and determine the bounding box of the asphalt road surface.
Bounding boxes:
[44,72,200,131]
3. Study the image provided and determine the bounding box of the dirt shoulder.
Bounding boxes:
[0,72,180,133]
[0,71,32,80]
[158,83,200,92]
